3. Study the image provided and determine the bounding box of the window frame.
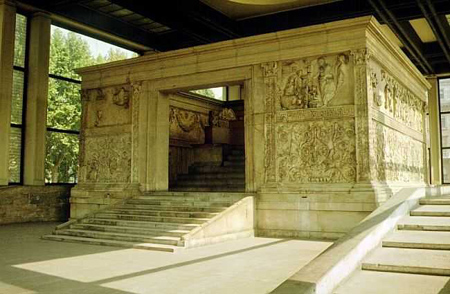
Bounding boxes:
[438,77,450,184]
[9,12,30,185]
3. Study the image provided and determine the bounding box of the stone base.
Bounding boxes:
[256,182,426,239]
[70,183,140,219]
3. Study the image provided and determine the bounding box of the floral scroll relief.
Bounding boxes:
[276,120,356,183]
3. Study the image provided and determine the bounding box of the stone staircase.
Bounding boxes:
[42,192,246,252]
[170,146,245,192]
[335,195,450,294]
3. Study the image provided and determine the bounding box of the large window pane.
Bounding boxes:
[8,128,22,183]
[45,131,79,183]
[47,77,81,131]
[11,70,24,125]
[443,149,450,183]
[440,78,450,112]
[14,14,27,68]
[49,26,137,80]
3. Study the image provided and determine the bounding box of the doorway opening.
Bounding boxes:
[168,85,245,192]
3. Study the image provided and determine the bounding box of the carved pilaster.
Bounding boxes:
[131,81,142,183]
[351,48,371,182]
[261,62,278,183]
[78,89,89,182]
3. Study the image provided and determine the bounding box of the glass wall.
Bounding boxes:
[9,14,28,184]
[439,78,450,183]
[44,25,137,183]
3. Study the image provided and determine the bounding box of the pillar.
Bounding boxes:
[0,0,16,185]
[428,77,442,185]
[23,12,51,185]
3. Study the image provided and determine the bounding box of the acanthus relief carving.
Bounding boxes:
[81,134,132,183]
[278,53,353,110]
[372,122,425,182]
[276,120,356,183]
[369,65,425,133]
[169,107,209,145]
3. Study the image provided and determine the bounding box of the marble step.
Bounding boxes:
[177,173,245,180]
[223,160,245,167]
[174,178,245,186]
[105,208,218,218]
[117,204,227,213]
[189,165,244,174]
[420,197,450,205]
[53,229,182,246]
[42,234,179,252]
[382,230,450,250]
[170,185,245,192]
[334,270,450,294]
[230,149,245,156]
[362,247,450,276]
[81,218,200,230]
[226,155,245,161]
[142,191,246,198]
[398,216,450,231]
[94,213,209,224]
[126,199,234,207]
[410,205,450,217]
[70,223,190,237]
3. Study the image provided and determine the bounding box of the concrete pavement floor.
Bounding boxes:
[0,222,332,294]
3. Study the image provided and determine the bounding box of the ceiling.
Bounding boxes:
[18,0,450,75]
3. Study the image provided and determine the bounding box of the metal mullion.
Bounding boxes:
[46,127,80,135]
[49,73,82,84]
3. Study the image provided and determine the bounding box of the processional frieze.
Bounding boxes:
[369,64,425,133]
[371,122,425,183]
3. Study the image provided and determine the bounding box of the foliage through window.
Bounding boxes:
[45,25,137,184]
[190,87,226,101]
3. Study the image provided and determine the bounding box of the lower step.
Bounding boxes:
[41,235,181,252]
[71,223,189,237]
[170,186,245,192]
[54,229,182,246]
[362,247,450,276]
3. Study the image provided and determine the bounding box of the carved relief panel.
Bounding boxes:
[79,133,132,183]
[369,63,425,133]
[371,122,425,182]
[276,119,356,183]
[169,107,209,145]
[84,85,132,128]
[261,52,358,185]
[278,53,354,110]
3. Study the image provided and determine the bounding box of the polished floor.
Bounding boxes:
[0,222,331,294]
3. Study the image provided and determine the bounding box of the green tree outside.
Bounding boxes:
[44,28,136,183]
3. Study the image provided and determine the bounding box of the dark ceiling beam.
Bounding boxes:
[368,0,433,74]
[417,0,450,68]
[20,0,164,52]
[239,0,450,36]
[108,0,240,45]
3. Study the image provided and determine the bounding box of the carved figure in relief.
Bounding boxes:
[279,53,351,110]
[112,87,130,108]
[317,57,336,106]
[94,110,103,127]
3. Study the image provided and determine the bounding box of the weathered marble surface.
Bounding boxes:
[74,16,430,239]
